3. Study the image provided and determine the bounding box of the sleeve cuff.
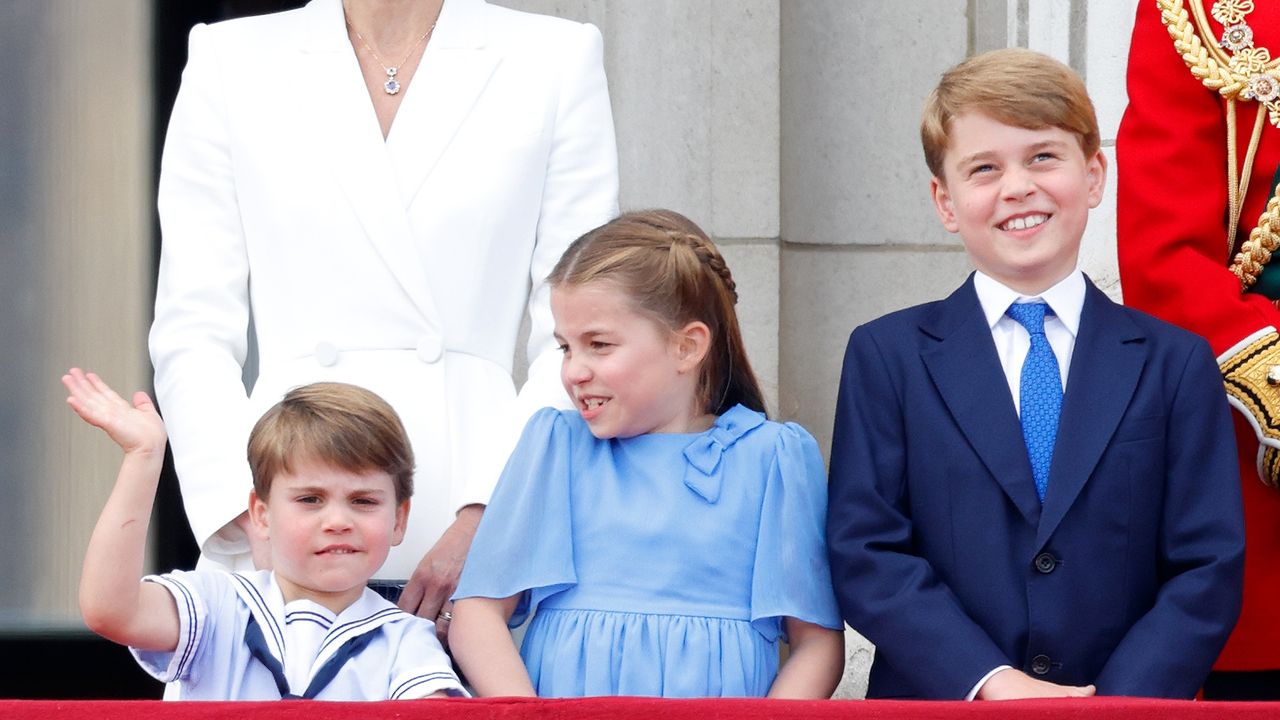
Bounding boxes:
[129,574,205,683]
[1219,325,1280,450]
[1218,327,1280,484]
[966,665,1013,701]
[391,669,470,699]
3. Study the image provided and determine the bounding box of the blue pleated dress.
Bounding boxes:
[453,404,842,697]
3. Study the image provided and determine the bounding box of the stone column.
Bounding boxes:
[498,0,783,409]
[5,1,153,627]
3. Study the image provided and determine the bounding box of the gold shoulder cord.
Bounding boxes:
[1232,187,1280,292]
[1157,0,1280,284]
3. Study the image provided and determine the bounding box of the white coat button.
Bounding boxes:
[416,336,443,364]
[315,342,339,367]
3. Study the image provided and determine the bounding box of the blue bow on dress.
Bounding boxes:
[681,405,765,503]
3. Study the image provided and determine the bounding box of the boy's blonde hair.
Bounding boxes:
[548,209,767,417]
[248,382,414,502]
[920,48,1100,179]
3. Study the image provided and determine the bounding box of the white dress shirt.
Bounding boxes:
[973,269,1085,415]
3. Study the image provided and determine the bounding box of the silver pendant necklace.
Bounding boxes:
[346,14,437,95]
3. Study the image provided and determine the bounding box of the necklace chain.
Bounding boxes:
[344,9,438,95]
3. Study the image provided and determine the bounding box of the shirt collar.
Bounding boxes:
[973,269,1085,338]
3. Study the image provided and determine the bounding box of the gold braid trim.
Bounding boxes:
[1157,0,1280,118]
[1156,0,1247,98]
[1263,445,1280,488]
[1158,0,1280,263]
[1222,329,1280,437]
[1231,184,1280,290]
[1222,329,1280,487]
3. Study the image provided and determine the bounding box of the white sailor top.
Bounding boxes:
[132,569,466,700]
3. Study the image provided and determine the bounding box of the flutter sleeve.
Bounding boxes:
[453,407,577,626]
[749,422,843,640]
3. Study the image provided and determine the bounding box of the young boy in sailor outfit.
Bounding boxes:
[66,369,465,700]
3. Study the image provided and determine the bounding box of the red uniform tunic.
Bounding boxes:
[1118,0,1280,671]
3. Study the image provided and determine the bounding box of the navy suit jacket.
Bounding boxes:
[826,274,1244,699]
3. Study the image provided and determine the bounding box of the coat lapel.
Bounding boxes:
[387,0,500,208]
[1034,279,1147,549]
[294,0,443,329]
[920,276,1042,526]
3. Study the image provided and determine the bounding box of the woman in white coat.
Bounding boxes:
[150,0,618,632]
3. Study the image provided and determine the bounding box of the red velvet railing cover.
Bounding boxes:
[3,697,1279,719]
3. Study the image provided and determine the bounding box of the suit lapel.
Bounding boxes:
[1034,279,1147,549]
[388,0,500,208]
[295,0,443,328]
[920,276,1042,526]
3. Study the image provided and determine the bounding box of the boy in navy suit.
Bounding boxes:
[826,48,1244,700]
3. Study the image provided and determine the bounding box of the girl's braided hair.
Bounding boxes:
[547,209,766,416]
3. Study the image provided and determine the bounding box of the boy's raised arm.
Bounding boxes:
[65,368,181,652]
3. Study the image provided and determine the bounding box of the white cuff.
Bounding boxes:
[966,665,1013,701]
[391,669,470,699]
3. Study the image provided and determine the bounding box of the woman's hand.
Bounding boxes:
[399,504,484,643]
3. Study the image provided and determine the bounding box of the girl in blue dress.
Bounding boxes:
[450,209,844,698]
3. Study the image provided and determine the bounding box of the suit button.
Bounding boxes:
[315,342,339,367]
[1034,552,1058,574]
[416,335,443,364]
[1031,655,1051,676]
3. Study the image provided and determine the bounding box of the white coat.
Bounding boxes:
[150,0,619,577]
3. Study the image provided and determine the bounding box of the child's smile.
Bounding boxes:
[998,212,1049,233]
[930,111,1106,295]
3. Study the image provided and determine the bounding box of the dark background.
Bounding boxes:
[0,0,307,699]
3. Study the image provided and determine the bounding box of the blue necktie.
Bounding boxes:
[244,614,378,699]
[1006,302,1062,503]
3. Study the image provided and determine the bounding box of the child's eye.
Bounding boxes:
[590,340,612,351]
[1031,152,1058,163]
[556,342,569,354]
[352,496,379,506]
[296,495,321,505]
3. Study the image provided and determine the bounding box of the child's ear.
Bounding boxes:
[391,499,410,546]
[673,321,712,373]
[248,489,270,538]
[930,176,960,233]
[1086,150,1108,208]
